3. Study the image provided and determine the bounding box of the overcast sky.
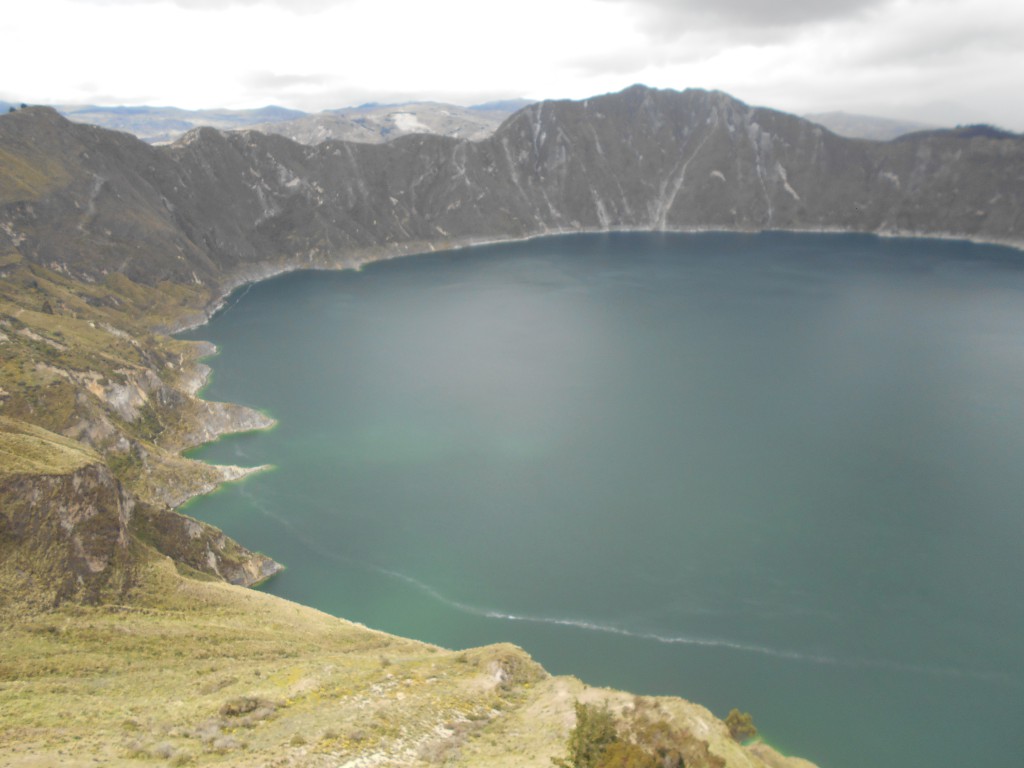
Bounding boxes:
[3,0,1023,129]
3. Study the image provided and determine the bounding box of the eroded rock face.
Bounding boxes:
[176,399,275,450]
[2,86,1021,297]
[0,462,133,607]
[0,458,283,608]
[133,505,282,587]
[0,409,283,606]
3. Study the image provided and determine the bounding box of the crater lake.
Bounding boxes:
[179,232,1024,768]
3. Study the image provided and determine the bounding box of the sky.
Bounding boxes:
[3,0,1023,130]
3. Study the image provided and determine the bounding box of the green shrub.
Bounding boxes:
[597,741,661,768]
[724,708,757,742]
[553,702,618,768]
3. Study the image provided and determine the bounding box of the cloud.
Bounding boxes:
[241,71,334,90]
[566,0,892,76]
[598,0,890,35]
[74,0,348,13]
[563,38,745,80]
[9,0,1024,130]
[700,0,1024,129]
[563,49,664,79]
[851,8,1024,69]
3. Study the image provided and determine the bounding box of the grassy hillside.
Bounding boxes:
[1,555,812,767]
[0,416,99,476]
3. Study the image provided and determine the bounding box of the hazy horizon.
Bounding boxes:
[4,0,1024,131]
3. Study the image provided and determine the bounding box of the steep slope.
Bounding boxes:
[0,417,132,608]
[0,248,271,505]
[0,247,280,592]
[1,552,814,767]
[0,417,279,611]
[0,106,220,288]
[3,85,1021,305]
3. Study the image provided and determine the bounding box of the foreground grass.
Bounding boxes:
[1,558,815,768]
[0,556,552,767]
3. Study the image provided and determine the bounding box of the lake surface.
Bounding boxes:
[180,232,1024,768]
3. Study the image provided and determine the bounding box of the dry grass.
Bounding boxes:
[0,556,814,767]
[0,417,99,477]
[0,557,548,767]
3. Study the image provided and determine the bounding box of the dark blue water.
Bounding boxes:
[181,232,1024,767]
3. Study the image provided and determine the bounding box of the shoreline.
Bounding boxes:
[164,222,1024,577]
[167,224,1024,336]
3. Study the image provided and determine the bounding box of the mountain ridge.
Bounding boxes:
[3,85,1021,309]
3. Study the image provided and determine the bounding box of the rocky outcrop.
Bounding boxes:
[0,417,281,604]
[132,505,282,587]
[140,458,268,511]
[175,399,275,450]
[0,429,134,608]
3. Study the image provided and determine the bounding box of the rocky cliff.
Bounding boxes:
[2,85,1021,303]
[0,418,132,608]
[0,416,281,609]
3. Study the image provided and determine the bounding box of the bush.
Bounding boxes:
[724,709,757,742]
[556,698,732,768]
[597,741,661,768]
[553,702,618,768]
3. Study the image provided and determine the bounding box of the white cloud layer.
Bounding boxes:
[3,0,1023,130]
[71,0,348,12]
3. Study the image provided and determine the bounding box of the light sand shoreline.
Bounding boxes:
[168,224,1024,336]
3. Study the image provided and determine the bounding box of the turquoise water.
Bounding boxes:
[180,232,1024,767]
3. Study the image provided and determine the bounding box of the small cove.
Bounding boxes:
[180,231,1024,768]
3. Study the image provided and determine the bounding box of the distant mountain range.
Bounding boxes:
[51,104,306,144]
[34,99,533,145]
[802,111,937,141]
[5,96,947,145]
[3,83,1020,294]
[245,100,533,145]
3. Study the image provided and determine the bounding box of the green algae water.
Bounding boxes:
[180,232,1024,768]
